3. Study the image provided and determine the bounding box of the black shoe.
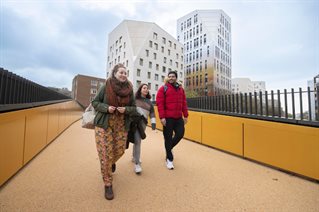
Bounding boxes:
[104,185,114,200]
[112,164,116,173]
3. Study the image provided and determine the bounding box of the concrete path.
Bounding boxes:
[0,120,318,211]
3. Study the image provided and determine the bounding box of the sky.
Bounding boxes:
[1,0,318,91]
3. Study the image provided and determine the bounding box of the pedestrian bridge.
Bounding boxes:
[0,101,318,211]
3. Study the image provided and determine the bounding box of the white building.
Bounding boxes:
[232,78,266,94]
[107,20,184,101]
[307,75,319,121]
[253,81,266,93]
[177,10,232,96]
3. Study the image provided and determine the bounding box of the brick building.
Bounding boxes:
[72,74,105,108]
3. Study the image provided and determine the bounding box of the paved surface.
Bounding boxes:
[0,120,318,212]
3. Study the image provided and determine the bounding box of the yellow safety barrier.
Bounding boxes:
[0,101,83,186]
[153,106,319,180]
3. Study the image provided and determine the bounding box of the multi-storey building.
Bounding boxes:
[72,74,105,108]
[231,78,266,94]
[252,81,266,93]
[177,10,232,96]
[308,74,319,121]
[107,20,184,101]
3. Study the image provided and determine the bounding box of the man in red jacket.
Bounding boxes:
[156,71,189,170]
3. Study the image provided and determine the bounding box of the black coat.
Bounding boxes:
[126,114,147,149]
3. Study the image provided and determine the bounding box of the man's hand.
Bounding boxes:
[160,118,166,127]
[183,117,188,125]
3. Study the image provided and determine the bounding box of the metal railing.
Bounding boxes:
[187,87,319,127]
[0,68,71,112]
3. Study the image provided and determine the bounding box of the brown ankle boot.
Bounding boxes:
[105,185,114,200]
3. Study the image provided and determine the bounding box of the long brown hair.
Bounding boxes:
[110,63,126,79]
[135,83,151,99]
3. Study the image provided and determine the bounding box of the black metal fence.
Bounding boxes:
[187,87,319,127]
[0,68,71,112]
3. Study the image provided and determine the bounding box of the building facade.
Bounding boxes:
[232,78,266,94]
[308,74,319,121]
[177,10,232,96]
[107,20,184,101]
[72,74,105,108]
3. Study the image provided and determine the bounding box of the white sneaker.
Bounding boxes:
[166,159,174,170]
[134,164,142,174]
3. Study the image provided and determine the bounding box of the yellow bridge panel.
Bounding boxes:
[201,114,243,156]
[244,119,319,180]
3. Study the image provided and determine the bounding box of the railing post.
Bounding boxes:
[277,89,281,118]
[254,92,257,115]
[284,89,288,119]
[259,91,263,116]
[292,88,295,119]
[271,90,274,117]
[249,92,252,114]
[307,86,312,121]
[299,87,303,120]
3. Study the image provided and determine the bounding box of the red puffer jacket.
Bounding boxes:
[156,83,188,119]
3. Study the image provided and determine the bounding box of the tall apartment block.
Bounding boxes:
[177,10,232,96]
[107,20,184,101]
[72,74,105,108]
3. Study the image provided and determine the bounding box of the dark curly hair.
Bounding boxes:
[135,83,151,99]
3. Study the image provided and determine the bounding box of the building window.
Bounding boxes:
[136,80,141,89]
[153,53,157,60]
[147,72,151,79]
[149,61,152,68]
[137,69,141,77]
[139,58,143,66]
[161,46,164,53]
[168,49,171,56]
[164,57,167,63]
[162,66,166,73]
[148,83,151,89]
[149,41,153,48]
[169,40,172,47]
[154,43,158,50]
[156,64,159,71]
[155,84,159,91]
[153,32,158,39]
[162,37,166,44]
[90,88,97,94]
[91,80,98,86]
[155,74,159,81]
[146,49,149,57]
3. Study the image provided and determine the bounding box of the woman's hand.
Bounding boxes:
[108,106,116,113]
[117,107,126,114]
